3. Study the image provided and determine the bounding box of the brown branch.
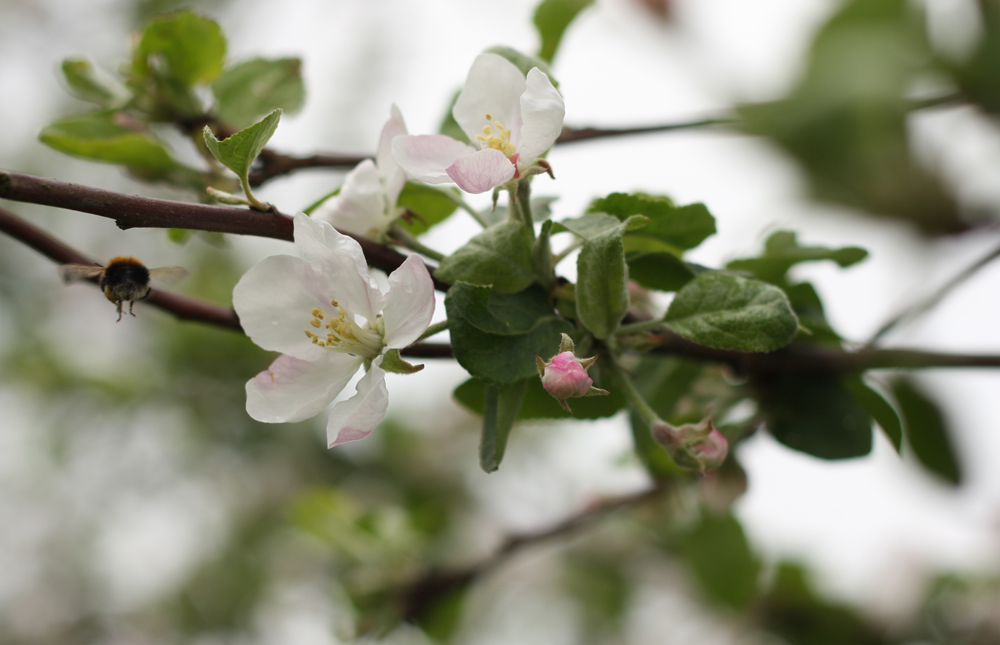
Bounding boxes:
[397,483,671,622]
[0,169,449,291]
[248,149,369,187]
[555,118,734,144]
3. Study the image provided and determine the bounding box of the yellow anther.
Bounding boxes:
[483,125,492,135]
[304,330,317,339]
[331,299,339,307]
[312,308,324,318]
[485,113,492,120]
[310,319,321,328]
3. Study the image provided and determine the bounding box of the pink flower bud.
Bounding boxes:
[651,417,728,475]
[542,352,594,400]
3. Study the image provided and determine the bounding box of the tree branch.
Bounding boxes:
[0,169,449,291]
[397,483,672,622]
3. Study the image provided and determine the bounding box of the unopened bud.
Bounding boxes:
[651,416,728,475]
[536,334,610,414]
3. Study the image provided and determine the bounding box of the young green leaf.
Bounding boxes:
[625,251,698,292]
[758,374,873,459]
[588,193,717,251]
[533,0,594,63]
[61,58,130,108]
[395,182,460,236]
[203,108,281,209]
[727,230,868,284]
[435,221,536,293]
[479,380,529,472]
[212,57,305,129]
[844,377,902,452]
[138,10,227,86]
[445,283,571,385]
[664,272,799,352]
[892,378,962,485]
[575,220,630,339]
[39,111,182,172]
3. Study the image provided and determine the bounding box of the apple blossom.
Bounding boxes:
[535,333,610,413]
[392,53,565,194]
[233,212,435,447]
[651,417,729,475]
[312,105,409,240]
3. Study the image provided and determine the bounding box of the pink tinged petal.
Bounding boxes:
[392,135,475,184]
[313,160,391,238]
[517,68,565,163]
[453,53,526,146]
[377,104,409,203]
[233,254,331,361]
[381,253,436,349]
[246,353,363,423]
[293,213,384,322]
[446,148,516,194]
[326,362,389,447]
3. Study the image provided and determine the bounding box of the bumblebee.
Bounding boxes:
[58,256,188,321]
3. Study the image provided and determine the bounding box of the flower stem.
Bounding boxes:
[606,354,660,428]
[434,186,489,228]
[388,225,446,261]
[417,320,449,341]
[616,318,669,336]
[510,180,535,241]
[239,174,271,212]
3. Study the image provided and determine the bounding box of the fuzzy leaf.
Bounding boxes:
[436,221,535,293]
[479,380,529,472]
[212,58,305,129]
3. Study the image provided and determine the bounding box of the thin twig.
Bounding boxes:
[397,483,671,622]
[869,237,1000,344]
[0,169,449,291]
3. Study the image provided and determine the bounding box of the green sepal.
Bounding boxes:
[663,272,799,352]
[380,349,424,375]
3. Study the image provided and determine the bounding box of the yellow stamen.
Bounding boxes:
[475,113,516,157]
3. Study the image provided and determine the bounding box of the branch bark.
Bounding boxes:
[0,169,449,291]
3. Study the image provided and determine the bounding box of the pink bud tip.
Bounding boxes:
[651,417,728,475]
[542,351,594,400]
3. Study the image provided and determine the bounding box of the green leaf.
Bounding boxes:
[438,90,470,144]
[588,193,717,251]
[758,374,872,459]
[891,378,962,485]
[435,221,536,293]
[479,380,529,472]
[212,57,305,129]
[39,111,182,172]
[484,45,558,85]
[203,108,281,183]
[60,58,130,108]
[844,377,902,452]
[533,0,594,63]
[454,364,625,422]
[664,272,799,352]
[727,230,868,284]
[445,283,571,385]
[395,182,460,236]
[680,513,760,609]
[625,251,697,292]
[138,10,227,86]
[575,218,632,339]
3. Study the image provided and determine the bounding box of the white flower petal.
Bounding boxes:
[326,362,389,446]
[392,135,475,184]
[293,213,384,322]
[246,353,362,423]
[377,104,409,203]
[446,148,516,194]
[453,53,526,146]
[382,253,436,349]
[313,160,392,239]
[233,253,330,361]
[517,68,565,163]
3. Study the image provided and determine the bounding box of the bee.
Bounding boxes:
[58,256,189,321]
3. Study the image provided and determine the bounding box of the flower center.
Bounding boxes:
[475,113,517,158]
[304,301,383,359]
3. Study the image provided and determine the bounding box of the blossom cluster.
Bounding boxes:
[235,53,565,448]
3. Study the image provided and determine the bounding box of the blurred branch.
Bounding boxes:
[397,482,672,622]
[0,169,449,291]
[555,117,734,144]
[248,149,369,187]
[868,236,1000,344]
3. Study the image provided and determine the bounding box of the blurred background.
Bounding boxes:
[2,0,1000,642]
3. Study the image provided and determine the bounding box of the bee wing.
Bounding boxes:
[58,264,104,284]
[147,266,189,289]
